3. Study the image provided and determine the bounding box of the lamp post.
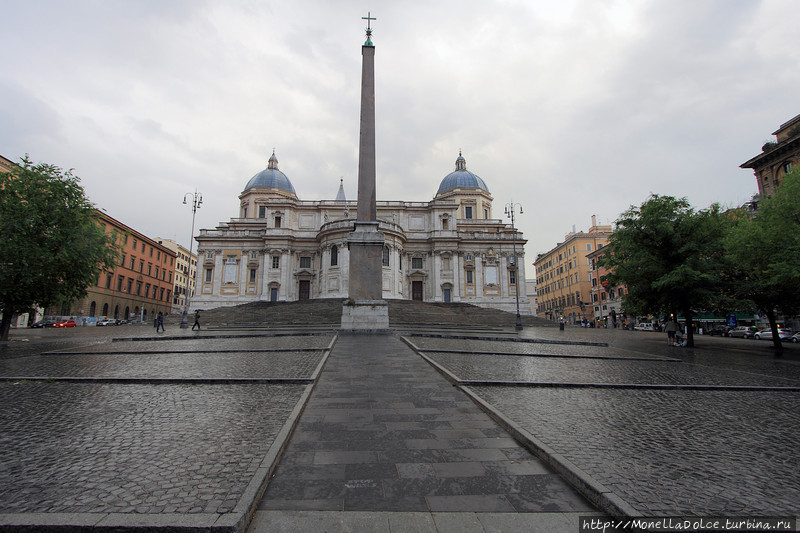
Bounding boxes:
[180,190,202,328]
[504,202,524,331]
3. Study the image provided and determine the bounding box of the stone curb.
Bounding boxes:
[460,386,644,519]
[227,334,337,532]
[407,333,609,347]
[458,381,800,392]
[112,332,331,342]
[423,349,682,362]
[399,335,641,520]
[45,348,326,355]
[0,377,314,384]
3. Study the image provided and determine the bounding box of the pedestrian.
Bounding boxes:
[156,311,165,332]
[664,317,678,345]
[192,310,201,331]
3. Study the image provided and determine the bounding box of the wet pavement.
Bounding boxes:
[0,322,799,532]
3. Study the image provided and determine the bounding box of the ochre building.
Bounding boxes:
[741,113,800,197]
[534,217,612,325]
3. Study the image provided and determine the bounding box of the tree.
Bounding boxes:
[0,156,119,341]
[724,170,800,355]
[600,195,730,347]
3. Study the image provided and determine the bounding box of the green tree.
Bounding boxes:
[600,195,729,347]
[0,156,119,340]
[724,170,800,355]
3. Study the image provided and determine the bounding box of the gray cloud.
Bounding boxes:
[1,0,798,266]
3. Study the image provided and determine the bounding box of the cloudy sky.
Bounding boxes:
[2,0,798,272]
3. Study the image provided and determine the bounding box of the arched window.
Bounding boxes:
[331,245,338,266]
[382,246,390,266]
[89,301,97,317]
[102,303,109,317]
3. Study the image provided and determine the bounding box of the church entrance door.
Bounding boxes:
[299,280,310,300]
[412,281,423,301]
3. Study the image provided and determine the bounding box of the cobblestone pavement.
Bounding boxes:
[410,330,800,520]
[0,351,324,380]
[469,386,800,516]
[424,352,800,387]
[0,381,305,514]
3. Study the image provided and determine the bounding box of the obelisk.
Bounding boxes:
[342,12,389,330]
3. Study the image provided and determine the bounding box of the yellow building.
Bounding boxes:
[534,217,612,325]
[157,238,197,314]
[741,113,800,197]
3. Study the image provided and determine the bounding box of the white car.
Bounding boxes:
[753,328,793,341]
[96,319,116,326]
[634,322,655,331]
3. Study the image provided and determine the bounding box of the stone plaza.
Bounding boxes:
[0,301,798,532]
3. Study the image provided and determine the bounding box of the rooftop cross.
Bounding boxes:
[362,11,376,46]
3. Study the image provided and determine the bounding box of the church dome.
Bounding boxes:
[243,151,297,195]
[436,152,489,194]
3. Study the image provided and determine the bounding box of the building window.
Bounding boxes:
[132,238,137,249]
[145,283,151,298]
[147,263,152,276]
[206,251,214,260]
[249,268,257,283]
[412,257,423,269]
[259,206,266,218]
[442,256,450,270]
[300,256,311,268]
[466,270,474,285]
[129,256,135,269]
[331,245,338,266]
[126,279,133,293]
[382,246,390,266]
[139,260,144,273]
[509,268,517,285]
[117,276,124,291]
[135,281,142,296]
[272,256,280,269]
[105,274,112,289]
[205,268,213,283]
[464,206,473,219]
[275,216,282,228]
[483,208,488,219]
[121,253,126,266]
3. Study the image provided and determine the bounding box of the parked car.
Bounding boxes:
[29,320,54,328]
[728,326,756,338]
[792,332,800,343]
[633,322,655,331]
[708,325,730,336]
[96,318,115,326]
[53,319,76,328]
[753,328,793,341]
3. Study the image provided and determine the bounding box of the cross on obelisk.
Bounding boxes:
[342,11,388,330]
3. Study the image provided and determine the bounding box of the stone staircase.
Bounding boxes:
[194,299,553,329]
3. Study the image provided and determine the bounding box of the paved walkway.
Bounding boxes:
[3,322,800,532]
[251,334,595,530]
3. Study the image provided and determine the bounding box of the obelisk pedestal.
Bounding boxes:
[341,15,389,331]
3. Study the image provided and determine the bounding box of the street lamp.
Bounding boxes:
[504,202,524,331]
[180,190,202,328]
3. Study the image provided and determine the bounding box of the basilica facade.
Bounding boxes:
[191,151,530,314]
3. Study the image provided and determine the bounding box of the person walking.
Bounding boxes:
[156,311,165,333]
[664,317,678,345]
[192,310,201,331]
